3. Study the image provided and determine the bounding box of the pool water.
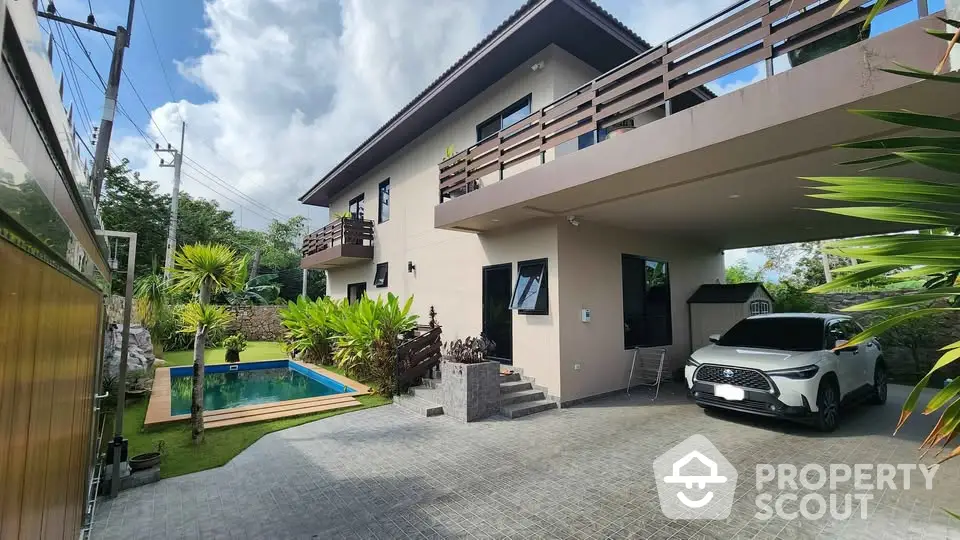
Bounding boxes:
[170,363,349,415]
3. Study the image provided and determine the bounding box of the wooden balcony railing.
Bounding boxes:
[301,217,374,258]
[438,0,924,201]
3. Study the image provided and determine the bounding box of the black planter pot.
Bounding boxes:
[129,452,161,471]
[225,349,240,363]
[788,9,871,68]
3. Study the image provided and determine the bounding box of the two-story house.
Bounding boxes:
[299,0,955,408]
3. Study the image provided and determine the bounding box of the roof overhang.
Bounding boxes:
[299,0,658,208]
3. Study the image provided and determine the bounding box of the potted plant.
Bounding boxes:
[439,335,500,422]
[129,440,164,472]
[787,7,871,67]
[223,333,247,363]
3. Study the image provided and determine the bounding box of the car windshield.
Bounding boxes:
[717,317,824,352]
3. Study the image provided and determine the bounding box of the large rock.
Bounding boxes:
[103,324,155,378]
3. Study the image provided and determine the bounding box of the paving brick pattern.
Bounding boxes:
[93,385,960,539]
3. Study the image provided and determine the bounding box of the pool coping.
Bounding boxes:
[144,360,370,428]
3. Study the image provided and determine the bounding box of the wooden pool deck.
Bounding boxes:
[144,360,370,429]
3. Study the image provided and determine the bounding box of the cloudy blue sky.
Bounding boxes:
[42,0,942,273]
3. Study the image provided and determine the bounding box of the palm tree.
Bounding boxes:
[169,243,244,443]
[177,302,232,443]
[134,270,170,354]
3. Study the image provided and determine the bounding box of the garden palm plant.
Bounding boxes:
[134,271,169,353]
[177,303,232,443]
[801,13,960,472]
[168,243,244,443]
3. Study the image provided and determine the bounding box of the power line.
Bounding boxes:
[66,23,106,88]
[46,22,97,135]
[139,0,185,125]
[97,32,171,147]
[49,9,286,226]
[181,158,288,220]
[181,170,277,223]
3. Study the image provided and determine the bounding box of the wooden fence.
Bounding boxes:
[395,326,442,392]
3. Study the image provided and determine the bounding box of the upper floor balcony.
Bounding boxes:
[435,0,955,248]
[301,217,374,270]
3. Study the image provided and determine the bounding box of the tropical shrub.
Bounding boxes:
[222,333,247,363]
[801,11,960,475]
[767,282,829,313]
[279,296,344,365]
[330,293,418,394]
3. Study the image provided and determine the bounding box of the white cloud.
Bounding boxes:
[625,0,738,44]
[117,0,752,231]
[706,64,765,96]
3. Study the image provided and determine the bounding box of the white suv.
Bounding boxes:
[685,313,887,432]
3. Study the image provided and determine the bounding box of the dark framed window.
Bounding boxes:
[622,255,671,349]
[348,194,364,220]
[510,258,548,315]
[347,282,366,304]
[749,299,771,315]
[476,95,532,142]
[374,263,388,288]
[378,179,390,223]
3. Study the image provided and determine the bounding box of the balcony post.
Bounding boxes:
[917,0,928,17]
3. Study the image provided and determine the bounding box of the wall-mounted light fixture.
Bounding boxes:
[408,261,416,273]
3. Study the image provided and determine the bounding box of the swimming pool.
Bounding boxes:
[168,360,355,415]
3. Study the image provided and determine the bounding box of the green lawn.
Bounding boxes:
[161,341,290,366]
[125,341,389,478]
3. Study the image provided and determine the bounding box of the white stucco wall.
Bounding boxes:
[325,45,586,393]
[322,43,705,401]
[556,222,724,403]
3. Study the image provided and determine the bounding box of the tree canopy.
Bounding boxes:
[99,159,324,300]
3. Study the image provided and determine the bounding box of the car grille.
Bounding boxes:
[698,394,771,412]
[695,365,771,391]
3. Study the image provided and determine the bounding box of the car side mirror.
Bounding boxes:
[709,334,721,344]
[834,339,856,353]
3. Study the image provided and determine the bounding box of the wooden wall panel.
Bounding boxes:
[0,238,102,540]
[0,234,26,532]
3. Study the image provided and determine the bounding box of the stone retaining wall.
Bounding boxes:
[224,305,285,341]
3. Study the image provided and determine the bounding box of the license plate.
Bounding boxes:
[715,384,745,401]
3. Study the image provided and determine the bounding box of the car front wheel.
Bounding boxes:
[870,362,888,405]
[815,380,840,432]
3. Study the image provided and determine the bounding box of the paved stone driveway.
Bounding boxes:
[94,384,960,539]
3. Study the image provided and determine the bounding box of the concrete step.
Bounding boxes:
[499,372,521,383]
[500,399,557,419]
[408,385,441,402]
[499,389,544,407]
[500,380,532,394]
[393,394,443,417]
[420,377,442,389]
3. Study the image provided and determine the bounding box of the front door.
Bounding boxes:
[482,264,513,364]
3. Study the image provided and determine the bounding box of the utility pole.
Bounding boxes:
[37,3,136,204]
[159,122,186,280]
[86,0,136,204]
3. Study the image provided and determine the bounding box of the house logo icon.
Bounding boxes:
[653,434,737,519]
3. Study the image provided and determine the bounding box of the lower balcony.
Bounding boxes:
[301,218,374,270]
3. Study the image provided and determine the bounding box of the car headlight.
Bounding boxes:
[766,364,819,379]
[686,358,700,367]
